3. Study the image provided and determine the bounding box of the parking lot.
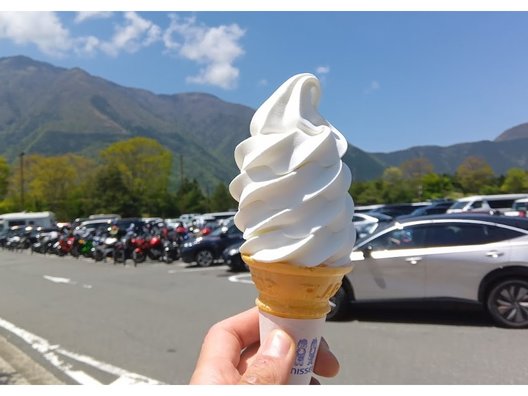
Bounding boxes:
[0,250,527,384]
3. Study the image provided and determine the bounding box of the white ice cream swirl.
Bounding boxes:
[229,73,355,267]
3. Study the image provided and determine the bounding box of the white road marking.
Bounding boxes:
[43,275,75,284]
[43,275,93,289]
[168,266,227,274]
[228,273,254,284]
[0,316,164,385]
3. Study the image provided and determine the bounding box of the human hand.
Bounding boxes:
[190,307,340,385]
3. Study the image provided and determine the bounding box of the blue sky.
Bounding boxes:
[1,9,528,153]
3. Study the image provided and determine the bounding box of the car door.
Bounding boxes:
[423,222,514,301]
[351,225,428,300]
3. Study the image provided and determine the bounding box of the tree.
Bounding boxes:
[6,154,95,219]
[91,165,141,217]
[421,173,453,200]
[350,180,383,205]
[455,156,496,194]
[381,167,413,203]
[0,156,8,200]
[99,137,172,215]
[209,183,237,212]
[176,178,208,214]
[400,157,434,180]
[501,168,528,193]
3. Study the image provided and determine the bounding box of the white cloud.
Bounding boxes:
[74,35,101,56]
[74,12,113,24]
[0,12,72,56]
[316,65,330,74]
[365,80,381,94]
[99,12,161,57]
[163,14,245,89]
[258,79,268,86]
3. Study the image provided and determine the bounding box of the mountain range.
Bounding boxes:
[1,55,528,189]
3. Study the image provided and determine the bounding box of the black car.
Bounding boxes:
[368,203,429,218]
[398,201,454,219]
[180,222,244,267]
[222,240,248,272]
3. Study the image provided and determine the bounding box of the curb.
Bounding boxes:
[0,334,64,385]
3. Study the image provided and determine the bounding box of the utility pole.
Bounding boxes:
[19,152,25,210]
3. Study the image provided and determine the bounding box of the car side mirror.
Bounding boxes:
[362,245,373,259]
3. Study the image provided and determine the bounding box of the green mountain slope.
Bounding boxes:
[1,55,527,186]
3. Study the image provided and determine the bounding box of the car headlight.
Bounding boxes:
[228,248,239,256]
[183,242,194,248]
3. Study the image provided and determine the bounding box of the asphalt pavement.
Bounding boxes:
[0,332,63,385]
[1,249,528,385]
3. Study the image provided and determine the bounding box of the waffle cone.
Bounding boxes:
[242,254,353,320]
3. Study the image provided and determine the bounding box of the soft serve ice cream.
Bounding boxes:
[229,73,356,384]
[229,73,355,267]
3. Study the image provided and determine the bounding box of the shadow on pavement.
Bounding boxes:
[333,301,493,327]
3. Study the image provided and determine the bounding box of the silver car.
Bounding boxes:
[329,214,528,328]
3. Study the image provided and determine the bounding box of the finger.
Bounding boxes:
[238,342,260,373]
[238,329,295,385]
[190,307,260,384]
[313,337,340,378]
[201,307,260,364]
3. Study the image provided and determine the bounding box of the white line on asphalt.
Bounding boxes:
[43,275,75,284]
[0,316,164,385]
[168,266,227,274]
[43,275,93,289]
[228,273,254,284]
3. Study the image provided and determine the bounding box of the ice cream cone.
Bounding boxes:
[242,254,352,320]
[242,254,352,384]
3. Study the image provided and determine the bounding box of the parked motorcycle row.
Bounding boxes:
[0,218,190,266]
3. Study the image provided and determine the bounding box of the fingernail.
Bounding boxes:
[320,337,329,351]
[261,330,292,358]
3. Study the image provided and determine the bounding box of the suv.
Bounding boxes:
[328,214,528,328]
[180,221,244,267]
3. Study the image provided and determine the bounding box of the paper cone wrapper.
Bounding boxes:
[242,254,353,384]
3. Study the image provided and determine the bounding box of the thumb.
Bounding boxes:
[239,329,295,385]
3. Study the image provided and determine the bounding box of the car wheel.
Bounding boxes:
[196,250,214,267]
[326,285,348,321]
[486,278,528,328]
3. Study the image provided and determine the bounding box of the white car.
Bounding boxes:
[329,214,528,328]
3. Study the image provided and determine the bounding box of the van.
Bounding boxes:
[446,194,528,214]
[0,211,56,235]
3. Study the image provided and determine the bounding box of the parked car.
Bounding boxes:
[368,203,429,218]
[180,221,244,267]
[397,200,454,219]
[222,240,248,272]
[447,194,528,215]
[353,212,393,239]
[328,214,528,328]
[504,198,528,217]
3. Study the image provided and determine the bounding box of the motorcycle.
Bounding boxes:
[131,234,164,266]
[161,239,180,263]
[54,234,76,256]
[93,235,119,262]
[31,229,59,254]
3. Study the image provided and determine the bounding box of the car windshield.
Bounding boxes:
[450,201,467,209]
[210,226,228,237]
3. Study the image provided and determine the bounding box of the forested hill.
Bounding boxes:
[1,55,528,186]
[0,55,255,189]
